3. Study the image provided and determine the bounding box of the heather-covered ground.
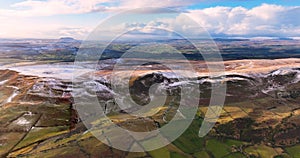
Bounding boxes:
[0,39,300,157]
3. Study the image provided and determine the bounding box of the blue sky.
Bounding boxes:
[0,0,299,39]
[0,0,298,9]
[188,0,300,9]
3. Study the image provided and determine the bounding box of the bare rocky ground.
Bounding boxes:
[0,58,300,158]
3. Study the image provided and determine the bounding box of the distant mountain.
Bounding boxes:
[58,37,79,43]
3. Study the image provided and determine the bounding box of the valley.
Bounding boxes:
[0,56,300,157]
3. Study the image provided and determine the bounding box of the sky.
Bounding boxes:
[0,0,299,39]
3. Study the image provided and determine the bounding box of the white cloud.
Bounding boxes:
[185,4,300,37]
[98,4,300,39]
[119,0,198,9]
[57,27,92,38]
[0,2,299,38]
[0,18,91,39]
[0,0,199,17]
[0,0,114,17]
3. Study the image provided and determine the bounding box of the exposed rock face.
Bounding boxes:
[25,78,72,104]
[91,67,300,107]
[89,68,300,147]
[0,70,76,157]
[1,64,300,157]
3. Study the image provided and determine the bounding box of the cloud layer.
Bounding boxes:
[101,4,300,39]
[0,0,112,17]
[187,4,300,37]
[0,0,199,17]
[0,1,299,38]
